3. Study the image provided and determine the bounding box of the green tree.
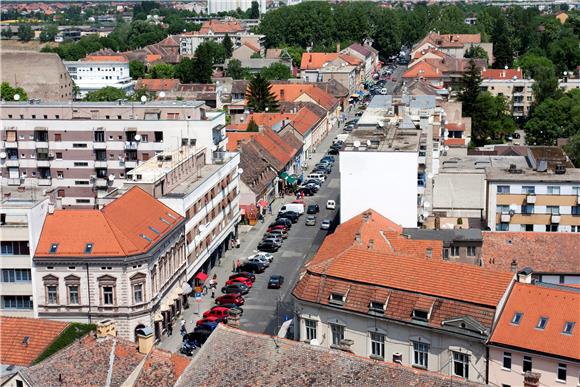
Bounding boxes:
[175,54,212,84]
[129,60,146,80]
[130,87,156,102]
[516,53,555,78]
[260,63,292,80]
[491,15,513,68]
[248,1,260,19]
[246,117,259,132]
[1,28,13,39]
[226,59,247,79]
[547,35,580,74]
[84,86,127,102]
[459,59,482,118]
[196,41,227,65]
[471,92,516,145]
[250,52,262,59]
[222,33,233,58]
[39,24,59,42]
[464,46,488,61]
[149,63,175,79]
[525,89,580,145]
[564,133,580,167]
[245,74,279,112]
[17,24,34,42]
[532,65,561,104]
[174,58,196,83]
[0,82,28,101]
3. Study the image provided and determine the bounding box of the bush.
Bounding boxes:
[33,323,96,364]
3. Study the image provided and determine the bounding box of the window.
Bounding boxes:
[547,206,560,215]
[56,152,63,160]
[102,286,114,305]
[573,187,580,196]
[47,285,58,304]
[305,319,317,341]
[154,131,163,142]
[68,285,79,304]
[496,223,509,231]
[72,143,87,148]
[453,352,469,379]
[496,205,510,213]
[330,323,344,345]
[54,133,62,141]
[521,204,534,215]
[503,352,512,370]
[557,363,567,382]
[412,309,429,321]
[522,186,535,194]
[369,301,384,314]
[571,206,580,216]
[547,186,560,195]
[537,317,548,330]
[57,171,64,179]
[95,150,106,161]
[443,248,449,260]
[523,356,532,372]
[563,321,575,335]
[413,342,429,368]
[450,246,460,257]
[467,246,476,257]
[74,162,89,167]
[2,269,32,282]
[1,241,30,255]
[511,312,523,325]
[546,224,559,232]
[497,185,510,194]
[84,243,93,254]
[75,181,90,185]
[2,296,33,310]
[329,293,345,306]
[133,283,143,304]
[523,224,533,232]
[94,131,105,142]
[370,332,385,359]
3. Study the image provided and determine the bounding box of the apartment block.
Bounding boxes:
[480,69,534,118]
[64,56,135,97]
[0,194,49,317]
[0,101,227,208]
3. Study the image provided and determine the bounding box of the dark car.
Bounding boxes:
[296,187,315,197]
[307,204,320,214]
[328,148,340,155]
[238,262,266,274]
[257,240,279,252]
[215,293,244,306]
[184,331,211,346]
[195,321,220,332]
[272,218,292,228]
[229,271,256,282]
[277,212,299,223]
[321,156,335,162]
[221,283,249,295]
[218,304,244,315]
[268,275,285,289]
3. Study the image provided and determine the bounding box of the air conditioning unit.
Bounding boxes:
[501,213,512,222]
[551,214,561,223]
[526,194,536,204]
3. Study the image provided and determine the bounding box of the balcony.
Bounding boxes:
[3,141,18,148]
[94,142,107,150]
[5,159,19,167]
[94,160,108,168]
[124,141,138,150]
[35,141,49,149]
[526,194,536,204]
[6,178,23,186]
[124,160,138,168]
[551,214,561,223]
[95,178,108,188]
[37,159,51,167]
[38,178,52,186]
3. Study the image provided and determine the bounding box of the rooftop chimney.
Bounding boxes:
[136,327,155,354]
[336,42,340,53]
[523,371,541,387]
[517,267,533,284]
[510,259,518,273]
[96,319,117,338]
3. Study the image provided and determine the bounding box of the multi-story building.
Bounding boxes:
[486,164,580,233]
[292,209,515,385]
[0,193,49,317]
[0,101,227,208]
[488,280,580,387]
[64,56,135,97]
[207,0,266,15]
[32,187,187,341]
[112,146,241,280]
[480,68,534,118]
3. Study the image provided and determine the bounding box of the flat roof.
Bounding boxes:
[440,155,529,172]
[486,167,580,182]
[1,187,50,208]
[343,124,421,152]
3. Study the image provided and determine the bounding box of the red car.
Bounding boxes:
[267,224,288,233]
[196,316,224,326]
[215,293,244,306]
[225,277,253,288]
[203,306,230,319]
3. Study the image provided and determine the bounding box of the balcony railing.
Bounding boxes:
[124,141,138,150]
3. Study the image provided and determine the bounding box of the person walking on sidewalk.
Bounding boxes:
[180,318,186,336]
[167,323,173,336]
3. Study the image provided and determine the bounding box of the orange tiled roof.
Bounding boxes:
[136,78,180,92]
[300,52,361,70]
[481,68,524,80]
[403,61,441,79]
[145,54,162,63]
[445,138,465,146]
[291,106,322,136]
[445,123,465,131]
[226,131,259,151]
[249,112,296,128]
[0,317,69,366]
[84,55,128,63]
[35,187,183,258]
[490,283,580,360]
[268,84,337,111]
[198,20,244,34]
[242,41,260,53]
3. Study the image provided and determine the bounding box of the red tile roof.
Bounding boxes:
[300,52,362,70]
[36,187,183,258]
[481,68,524,80]
[135,78,180,92]
[226,128,299,170]
[242,41,260,53]
[291,106,322,135]
[445,138,466,146]
[135,348,191,385]
[226,131,259,151]
[481,232,580,274]
[403,61,441,79]
[0,317,69,366]
[490,283,580,360]
[84,55,129,63]
[445,123,465,131]
[198,20,244,34]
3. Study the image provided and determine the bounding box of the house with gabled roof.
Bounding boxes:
[292,209,515,384]
[300,52,364,92]
[32,187,187,342]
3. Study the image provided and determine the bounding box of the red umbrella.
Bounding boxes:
[257,199,269,207]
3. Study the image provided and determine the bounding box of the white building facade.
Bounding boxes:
[64,60,135,97]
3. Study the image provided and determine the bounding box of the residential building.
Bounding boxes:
[135,79,221,108]
[0,194,49,318]
[411,33,493,65]
[116,146,241,281]
[341,42,380,83]
[488,281,580,387]
[0,51,73,102]
[292,209,515,384]
[236,141,277,211]
[175,324,477,387]
[64,56,135,98]
[480,68,534,118]
[402,228,483,266]
[232,41,262,61]
[207,0,267,15]
[0,100,227,208]
[404,51,485,89]
[486,158,580,233]
[32,187,187,340]
[224,57,292,74]
[481,232,580,285]
[300,52,363,92]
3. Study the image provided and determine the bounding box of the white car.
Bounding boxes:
[321,220,331,230]
[253,252,274,262]
[248,256,270,267]
[326,200,336,210]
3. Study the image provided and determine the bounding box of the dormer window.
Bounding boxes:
[84,243,93,254]
[329,292,345,306]
[412,309,429,321]
[511,312,523,325]
[563,321,575,335]
[536,317,548,330]
[369,301,385,314]
[49,243,58,254]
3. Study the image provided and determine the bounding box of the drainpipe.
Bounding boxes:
[485,345,489,385]
[86,263,92,324]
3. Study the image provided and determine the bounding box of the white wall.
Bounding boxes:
[340,151,418,227]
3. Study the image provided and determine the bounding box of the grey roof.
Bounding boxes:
[403,95,437,109]
[367,94,393,109]
[433,172,486,211]
[403,228,483,243]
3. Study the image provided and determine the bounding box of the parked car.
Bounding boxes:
[305,215,317,226]
[195,322,219,332]
[196,316,225,326]
[248,255,270,267]
[184,331,211,346]
[238,262,266,274]
[215,293,244,306]
[305,178,323,187]
[218,304,244,315]
[279,203,305,215]
[225,277,253,288]
[203,306,230,319]
[268,275,285,289]
[221,283,249,295]
[326,200,336,210]
[277,211,299,223]
[268,229,288,239]
[296,187,315,196]
[253,252,274,262]
[262,236,282,247]
[229,272,255,282]
[270,218,292,228]
[257,240,279,252]
[267,224,289,233]
[322,155,336,163]
[321,219,331,230]
[328,148,340,155]
[307,204,320,214]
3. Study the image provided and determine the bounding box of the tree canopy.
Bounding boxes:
[260,63,292,81]
[245,74,279,113]
[1,82,28,101]
[84,86,127,102]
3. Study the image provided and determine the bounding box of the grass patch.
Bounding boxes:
[33,323,96,365]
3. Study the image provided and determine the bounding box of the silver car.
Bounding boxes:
[305,215,317,226]
[320,220,331,230]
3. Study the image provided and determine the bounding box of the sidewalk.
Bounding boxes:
[157,121,345,352]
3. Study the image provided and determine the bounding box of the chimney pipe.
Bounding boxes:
[523,371,541,387]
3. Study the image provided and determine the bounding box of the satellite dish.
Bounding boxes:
[159,91,166,98]
[353,140,361,148]
[504,65,508,70]
[134,134,142,141]
[238,168,244,174]
[0,152,6,159]
[108,174,115,182]
[378,121,384,128]
[424,201,431,208]
[140,95,147,102]
[13,94,20,101]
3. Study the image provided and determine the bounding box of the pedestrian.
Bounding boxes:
[268,204,272,215]
[167,323,173,336]
[180,318,186,336]
[202,284,208,295]
[236,260,240,272]
[211,289,215,298]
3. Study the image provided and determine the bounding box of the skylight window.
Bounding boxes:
[148,226,160,235]
[159,217,171,225]
[166,212,177,220]
[140,233,152,243]
[84,243,94,254]
[563,321,575,335]
[536,317,548,330]
[49,244,58,254]
[511,312,523,325]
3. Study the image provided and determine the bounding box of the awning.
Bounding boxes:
[257,199,269,207]
[182,282,193,295]
[194,272,208,282]
[279,172,289,181]
[287,175,298,185]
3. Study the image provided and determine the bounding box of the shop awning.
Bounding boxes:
[287,175,298,185]
[257,199,269,207]
[279,172,289,181]
[194,272,208,282]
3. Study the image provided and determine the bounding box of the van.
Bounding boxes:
[307,173,325,182]
[326,200,336,210]
[279,202,305,215]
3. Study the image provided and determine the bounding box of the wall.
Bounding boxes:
[340,151,418,227]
